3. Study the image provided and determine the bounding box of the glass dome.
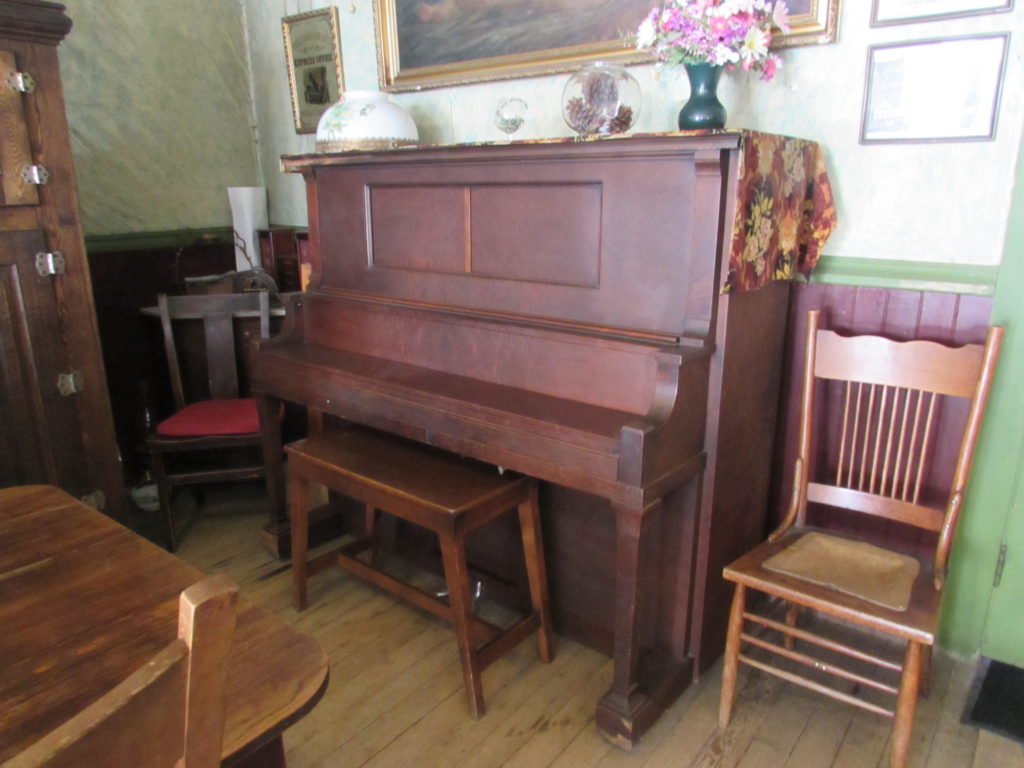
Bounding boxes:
[562,63,641,137]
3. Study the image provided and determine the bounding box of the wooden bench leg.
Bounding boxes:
[518,483,554,663]
[289,467,310,611]
[440,530,485,719]
[365,502,378,566]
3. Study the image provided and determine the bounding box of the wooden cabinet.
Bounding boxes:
[0,1,123,515]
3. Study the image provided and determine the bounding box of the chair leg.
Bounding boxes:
[719,583,746,729]
[150,451,176,552]
[919,644,933,699]
[784,602,800,650]
[890,641,922,768]
[440,530,485,719]
[517,483,554,663]
[289,470,310,611]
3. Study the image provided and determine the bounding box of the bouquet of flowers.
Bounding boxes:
[636,0,789,81]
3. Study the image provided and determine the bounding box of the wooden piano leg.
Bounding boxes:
[595,498,695,750]
[257,392,290,559]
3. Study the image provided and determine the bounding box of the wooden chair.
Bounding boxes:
[3,575,238,768]
[147,292,273,551]
[718,310,1003,768]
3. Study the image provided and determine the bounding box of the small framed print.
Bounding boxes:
[871,0,1014,26]
[860,34,1009,144]
[283,8,344,133]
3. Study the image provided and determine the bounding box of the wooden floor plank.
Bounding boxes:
[923,657,980,768]
[783,695,856,768]
[163,495,1001,768]
[688,670,786,768]
[501,655,612,768]
[971,730,1024,768]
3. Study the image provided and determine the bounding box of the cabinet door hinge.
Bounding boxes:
[56,371,82,396]
[993,543,1008,588]
[35,251,65,276]
[20,164,49,185]
[5,70,35,93]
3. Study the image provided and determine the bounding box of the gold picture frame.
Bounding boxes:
[283,8,344,133]
[774,0,840,48]
[373,0,650,92]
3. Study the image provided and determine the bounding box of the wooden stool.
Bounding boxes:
[286,428,555,718]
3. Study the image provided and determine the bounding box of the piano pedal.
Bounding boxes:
[435,578,483,606]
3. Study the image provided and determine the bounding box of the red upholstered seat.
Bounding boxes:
[156,398,260,437]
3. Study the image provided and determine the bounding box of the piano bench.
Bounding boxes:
[284,428,555,719]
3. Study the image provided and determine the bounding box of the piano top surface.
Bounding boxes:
[281,130,744,170]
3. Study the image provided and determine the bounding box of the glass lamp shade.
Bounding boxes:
[315,90,419,152]
[562,62,641,137]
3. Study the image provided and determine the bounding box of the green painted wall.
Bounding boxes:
[58,0,260,236]
[940,119,1024,663]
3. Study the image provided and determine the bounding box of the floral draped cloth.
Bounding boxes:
[725,131,837,293]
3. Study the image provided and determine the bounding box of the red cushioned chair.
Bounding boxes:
[147,292,274,551]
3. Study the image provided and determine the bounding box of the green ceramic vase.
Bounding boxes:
[678,62,726,130]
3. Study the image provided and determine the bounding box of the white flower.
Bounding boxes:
[636,17,657,49]
[739,26,770,63]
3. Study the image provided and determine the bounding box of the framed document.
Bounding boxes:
[872,0,1014,26]
[860,34,1009,144]
[283,8,344,133]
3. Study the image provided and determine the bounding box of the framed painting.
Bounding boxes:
[774,0,840,48]
[860,34,1008,144]
[283,8,344,133]
[373,0,651,91]
[871,0,1013,26]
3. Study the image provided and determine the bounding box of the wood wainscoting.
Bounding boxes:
[769,281,995,538]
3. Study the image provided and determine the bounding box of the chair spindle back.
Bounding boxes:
[788,310,1003,584]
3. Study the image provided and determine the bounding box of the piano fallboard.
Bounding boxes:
[255,292,711,506]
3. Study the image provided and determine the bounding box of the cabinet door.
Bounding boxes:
[0,49,40,207]
[0,229,90,493]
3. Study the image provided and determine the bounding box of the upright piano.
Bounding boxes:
[254,131,836,747]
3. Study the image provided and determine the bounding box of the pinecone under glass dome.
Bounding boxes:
[562,62,641,137]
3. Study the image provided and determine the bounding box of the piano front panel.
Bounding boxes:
[310,141,727,338]
[297,294,663,416]
[368,182,603,288]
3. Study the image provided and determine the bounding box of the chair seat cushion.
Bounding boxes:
[156,398,261,437]
[762,532,921,612]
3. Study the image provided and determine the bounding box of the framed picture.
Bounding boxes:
[871,0,1014,27]
[774,0,840,48]
[860,34,1009,144]
[283,8,344,133]
[373,0,651,91]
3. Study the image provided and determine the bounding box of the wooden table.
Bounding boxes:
[0,485,329,766]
